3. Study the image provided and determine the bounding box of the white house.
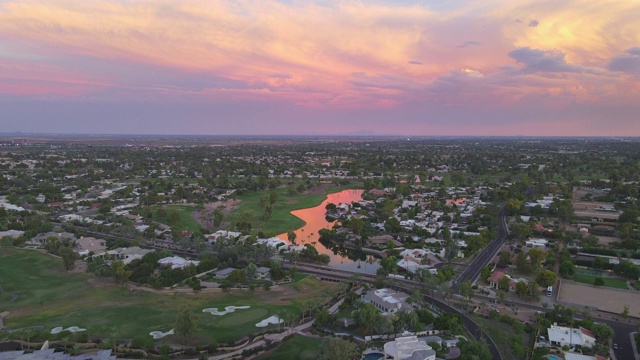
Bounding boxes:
[383,336,436,360]
[547,324,596,348]
[362,288,412,316]
[525,239,548,248]
[158,256,200,269]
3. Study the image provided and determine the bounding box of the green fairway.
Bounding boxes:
[152,205,202,233]
[572,273,628,289]
[0,248,339,344]
[255,336,322,360]
[226,184,361,235]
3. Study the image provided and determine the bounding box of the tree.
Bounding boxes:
[213,209,224,228]
[458,339,492,360]
[528,248,545,269]
[515,282,529,298]
[498,251,511,267]
[591,323,614,342]
[442,227,458,264]
[516,252,532,274]
[319,337,358,360]
[246,262,258,281]
[480,266,492,282]
[228,269,247,284]
[174,307,197,341]
[287,230,297,245]
[559,260,575,277]
[111,260,132,285]
[498,276,511,291]
[459,280,474,300]
[59,246,77,270]
[535,270,557,287]
[621,305,629,318]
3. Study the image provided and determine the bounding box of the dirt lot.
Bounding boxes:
[558,280,640,315]
[572,188,620,220]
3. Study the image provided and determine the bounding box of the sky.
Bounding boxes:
[1,0,639,136]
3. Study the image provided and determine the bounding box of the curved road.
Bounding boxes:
[288,264,503,359]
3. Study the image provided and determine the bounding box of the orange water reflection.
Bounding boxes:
[276,189,379,272]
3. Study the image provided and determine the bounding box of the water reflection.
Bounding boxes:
[277,189,380,274]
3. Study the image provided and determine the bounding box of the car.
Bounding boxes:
[613,343,618,350]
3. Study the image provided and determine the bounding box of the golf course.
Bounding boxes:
[0,248,339,344]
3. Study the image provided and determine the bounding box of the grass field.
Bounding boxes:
[255,336,322,360]
[572,273,628,289]
[0,248,339,344]
[226,184,361,235]
[151,205,202,233]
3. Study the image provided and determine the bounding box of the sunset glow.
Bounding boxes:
[1,0,639,135]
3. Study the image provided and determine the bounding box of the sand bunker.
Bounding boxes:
[202,306,251,316]
[149,329,174,339]
[255,316,283,328]
[50,326,86,334]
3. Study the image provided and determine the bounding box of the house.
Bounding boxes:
[525,239,548,248]
[158,256,200,269]
[74,237,107,255]
[255,267,271,280]
[92,246,154,265]
[28,231,77,245]
[383,336,436,360]
[362,288,412,315]
[0,230,25,239]
[369,235,403,248]
[487,270,519,292]
[563,353,607,360]
[547,324,596,348]
[215,267,236,279]
[442,339,459,348]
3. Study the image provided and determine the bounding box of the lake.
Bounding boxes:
[277,189,380,274]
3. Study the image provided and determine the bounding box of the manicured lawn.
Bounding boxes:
[572,274,628,289]
[255,336,322,360]
[226,184,361,235]
[0,248,339,344]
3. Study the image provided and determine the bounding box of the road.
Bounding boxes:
[453,207,508,290]
[288,263,503,360]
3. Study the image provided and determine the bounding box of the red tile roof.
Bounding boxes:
[580,327,596,339]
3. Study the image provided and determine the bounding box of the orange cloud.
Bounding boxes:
[0,0,638,108]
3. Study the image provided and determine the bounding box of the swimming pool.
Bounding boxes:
[363,353,384,360]
[545,355,560,360]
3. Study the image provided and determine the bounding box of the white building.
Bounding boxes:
[158,256,200,269]
[547,324,596,348]
[383,336,436,360]
[525,239,548,248]
[362,288,412,316]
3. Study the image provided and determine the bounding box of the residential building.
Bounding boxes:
[158,256,200,269]
[362,288,412,315]
[547,324,596,348]
[525,239,548,248]
[383,336,436,360]
[564,353,607,360]
[74,237,107,255]
[92,247,154,265]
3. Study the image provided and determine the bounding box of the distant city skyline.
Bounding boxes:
[1,0,639,136]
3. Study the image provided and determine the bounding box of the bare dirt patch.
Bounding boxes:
[558,280,640,315]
